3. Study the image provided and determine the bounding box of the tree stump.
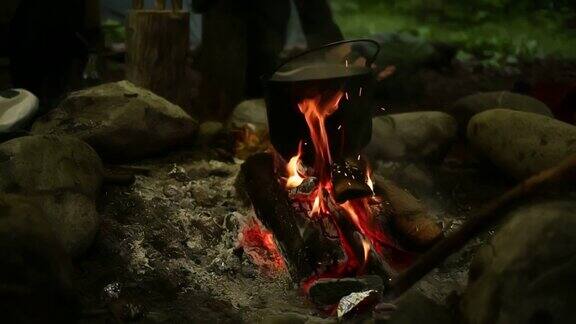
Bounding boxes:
[126,9,190,110]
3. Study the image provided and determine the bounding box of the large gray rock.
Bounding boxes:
[461,198,576,324]
[450,91,552,131]
[0,194,78,322]
[0,135,103,256]
[468,109,576,179]
[366,111,458,162]
[36,192,100,255]
[31,80,198,161]
[228,99,268,131]
[0,135,103,199]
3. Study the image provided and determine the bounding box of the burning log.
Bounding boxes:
[372,175,443,250]
[238,153,341,282]
[331,158,373,203]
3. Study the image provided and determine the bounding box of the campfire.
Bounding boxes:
[236,41,427,314]
[280,90,405,290]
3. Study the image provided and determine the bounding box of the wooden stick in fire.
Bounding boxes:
[388,153,576,298]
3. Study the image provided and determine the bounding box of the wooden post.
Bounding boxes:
[172,0,183,11]
[154,0,166,10]
[126,8,190,110]
[132,0,143,10]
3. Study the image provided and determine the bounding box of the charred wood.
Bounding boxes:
[372,175,444,251]
[238,153,341,282]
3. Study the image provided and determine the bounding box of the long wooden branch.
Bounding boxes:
[388,153,576,297]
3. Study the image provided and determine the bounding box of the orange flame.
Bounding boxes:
[283,90,404,291]
[361,236,371,263]
[286,142,305,189]
[297,92,343,173]
[366,166,374,193]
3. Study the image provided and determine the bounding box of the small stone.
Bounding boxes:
[163,184,182,199]
[168,164,189,182]
[337,289,380,319]
[102,282,121,302]
[308,275,384,306]
[228,99,268,132]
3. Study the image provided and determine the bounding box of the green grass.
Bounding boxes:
[331,1,576,62]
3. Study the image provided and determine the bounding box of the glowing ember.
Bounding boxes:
[239,218,286,276]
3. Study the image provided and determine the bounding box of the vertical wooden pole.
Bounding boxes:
[126,9,190,110]
[155,0,166,10]
[172,0,183,12]
[132,0,144,10]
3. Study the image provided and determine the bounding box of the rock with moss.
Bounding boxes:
[31,80,198,161]
[0,135,103,256]
[450,91,552,131]
[467,109,576,179]
[460,198,576,324]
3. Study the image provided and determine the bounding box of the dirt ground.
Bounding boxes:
[72,143,512,323]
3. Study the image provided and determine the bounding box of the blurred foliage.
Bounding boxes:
[101,19,125,45]
[330,0,576,67]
